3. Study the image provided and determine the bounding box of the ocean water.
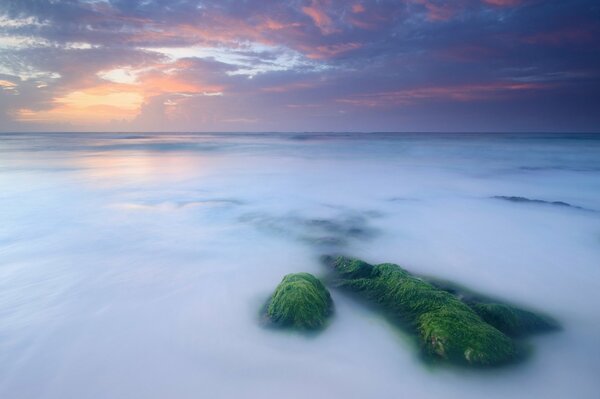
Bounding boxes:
[0,132,599,399]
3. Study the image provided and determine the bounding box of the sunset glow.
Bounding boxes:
[0,1,599,132]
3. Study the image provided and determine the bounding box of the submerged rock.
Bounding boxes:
[491,195,589,211]
[240,211,379,250]
[266,273,333,330]
[325,256,516,366]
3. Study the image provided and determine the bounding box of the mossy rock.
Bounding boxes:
[266,273,333,330]
[470,302,559,337]
[425,277,560,337]
[327,256,516,365]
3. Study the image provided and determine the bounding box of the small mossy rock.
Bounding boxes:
[471,303,559,337]
[267,273,333,330]
[329,256,516,365]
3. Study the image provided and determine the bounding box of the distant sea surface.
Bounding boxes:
[1,132,599,399]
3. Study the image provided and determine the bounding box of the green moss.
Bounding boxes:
[329,257,516,365]
[425,277,560,337]
[266,273,333,330]
[471,303,559,337]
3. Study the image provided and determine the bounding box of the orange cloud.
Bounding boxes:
[141,74,221,96]
[57,89,143,109]
[14,82,142,124]
[0,80,17,88]
[15,59,224,126]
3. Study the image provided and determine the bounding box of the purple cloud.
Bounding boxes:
[0,0,598,132]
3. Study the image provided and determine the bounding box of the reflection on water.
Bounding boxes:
[71,151,226,184]
[0,133,599,399]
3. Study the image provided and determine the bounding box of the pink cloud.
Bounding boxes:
[522,26,597,46]
[435,44,500,62]
[261,81,320,93]
[302,42,363,59]
[412,0,463,22]
[337,81,552,107]
[259,18,303,31]
[482,0,523,7]
[346,3,391,30]
[302,1,337,35]
[351,3,366,14]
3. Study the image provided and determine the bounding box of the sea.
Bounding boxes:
[1,132,599,398]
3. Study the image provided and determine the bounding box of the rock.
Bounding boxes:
[470,302,559,337]
[425,278,560,337]
[491,195,589,211]
[266,273,333,330]
[326,256,516,366]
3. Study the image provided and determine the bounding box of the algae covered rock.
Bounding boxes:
[326,256,516,365]
[471,302,558,337]
[266,273,333,330]
[426,278,560,337]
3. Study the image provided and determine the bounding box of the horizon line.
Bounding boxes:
[2,131,600,135]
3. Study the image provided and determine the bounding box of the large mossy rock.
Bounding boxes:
[327,256,516,365]
[266,273,333,330]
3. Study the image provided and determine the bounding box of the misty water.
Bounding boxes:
[1,132,599,399]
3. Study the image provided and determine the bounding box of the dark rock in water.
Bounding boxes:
[387,197,420,203]
[324,256,516,366]
[423,278,560,338]
[307,236,347,247]
[470,303,559,337]
[491,196,587,210]
[266,273,333,330]
[241,211,378,249]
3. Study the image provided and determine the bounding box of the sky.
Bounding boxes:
[0,0,599,133]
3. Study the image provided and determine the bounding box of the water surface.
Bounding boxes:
[1,132,599,399]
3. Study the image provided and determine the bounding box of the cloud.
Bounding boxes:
[522,26,598,46]
[0,0,598,132]
[411,0,464,22]
[482,0,524,7]
[336,81,554,107]
[302,1,337,35]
